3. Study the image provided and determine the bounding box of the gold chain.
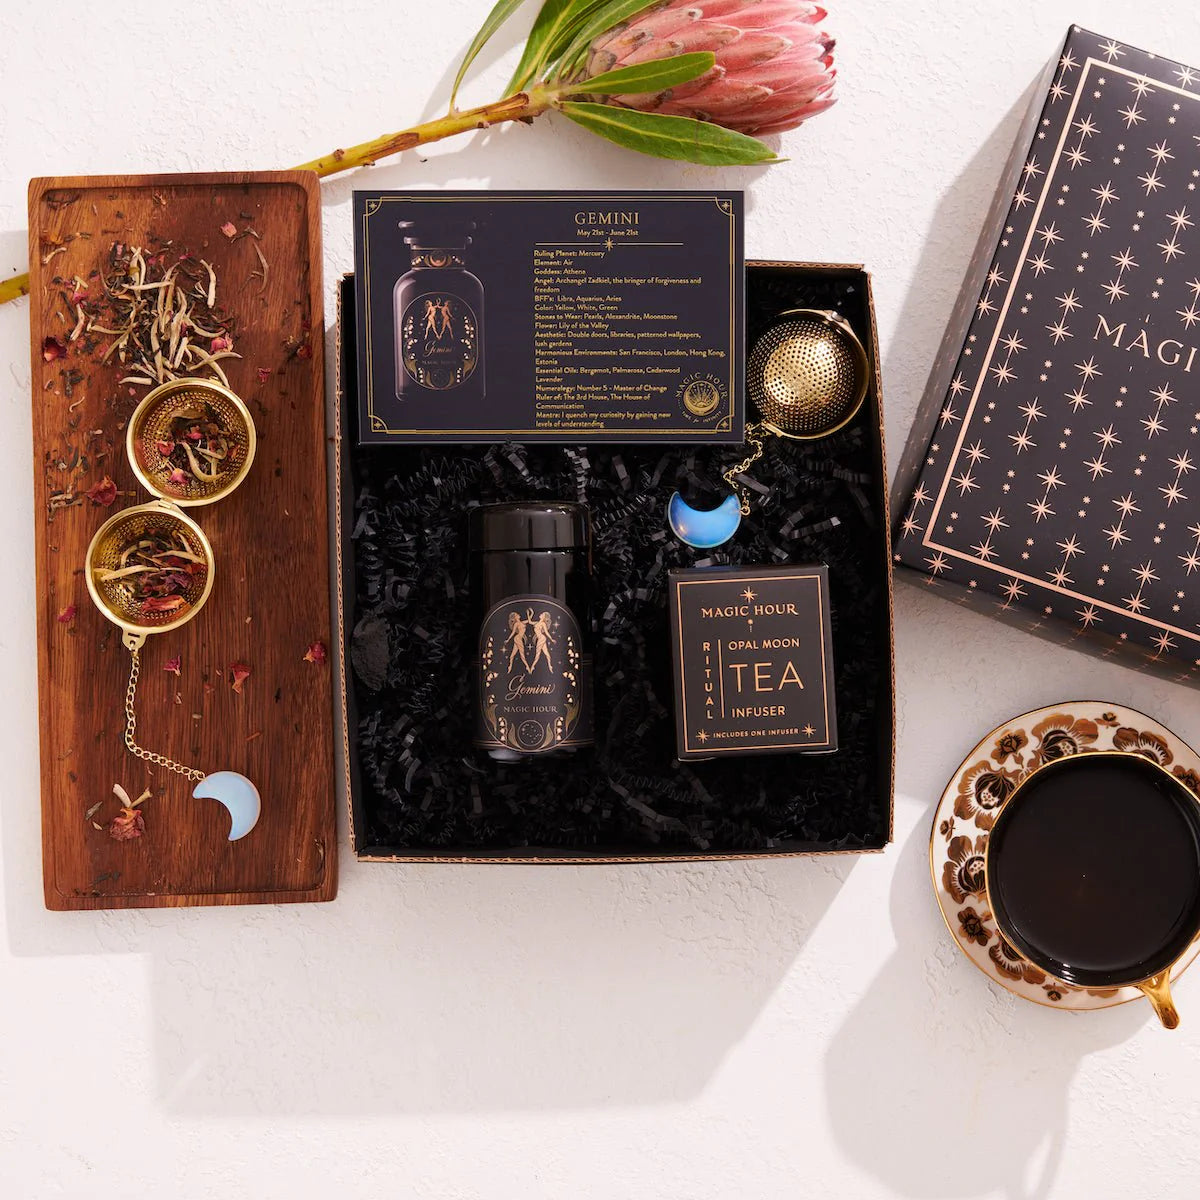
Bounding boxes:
[123,649,205,782]
[721,423,767,516]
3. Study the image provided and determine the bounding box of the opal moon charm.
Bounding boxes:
[193,771,262,840]
[666,491,743,549]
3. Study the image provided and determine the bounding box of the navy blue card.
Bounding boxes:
[352,190,743,444]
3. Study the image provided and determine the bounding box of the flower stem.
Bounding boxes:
[2,87,557,307]
[294,87,554,177]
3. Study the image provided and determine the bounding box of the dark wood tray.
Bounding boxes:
[28,171,336,908]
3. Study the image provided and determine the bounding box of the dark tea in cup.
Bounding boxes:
[986,752,1200,1028]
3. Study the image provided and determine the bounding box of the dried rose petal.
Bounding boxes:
[109,807,145,841]
[296,339,314,360]
[211,335,231,352]
[155,439,175,456]
[256,367,272,384]
[85,476,118,506]
[56,603,77,624]
[168,467,188,486]
[42,336,66,362]
[164,655,181,675]
[142,595,185,614]
[230,661,251,694]
[303,640,327,665]
[220,221,238,239]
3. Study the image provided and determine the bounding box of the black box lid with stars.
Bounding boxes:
[893,26,1200,686]
[668,565,837,760]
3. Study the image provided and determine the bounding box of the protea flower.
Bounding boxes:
[0,2,839,306]
[293,0,839,175]
[586,1,837,136]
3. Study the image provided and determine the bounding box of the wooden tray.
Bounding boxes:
[28,171,336,909]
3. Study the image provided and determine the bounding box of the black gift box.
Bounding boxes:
[894,27,1200,685]
[332,263,895,862]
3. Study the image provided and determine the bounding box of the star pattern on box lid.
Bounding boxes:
[897,29,1200,680]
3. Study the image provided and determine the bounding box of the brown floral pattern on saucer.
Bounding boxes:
[931,702,1200,1012]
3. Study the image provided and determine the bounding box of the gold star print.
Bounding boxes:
[1161,482,1187,506]
[1130,77,1154,99]
[1139,169,1164,194]
[1085,455,1111,480]
[1077,604,1100,627]
[1112,248,1138,271]
[1093,182,1118,204]
[1115,493,1140,516]
[741,588,756,603]
[1058,536,1083,560]
[984,509,1009,532]
[1153,631,1177,654]
[604,236,615,250]
[1057,289,1082,313]
[927,553,950,575]
[1169,208,1194,232]
[1176,66,1197,87]
[1077,357,1102,381]
[1170,452,1195,474]
[971,537,998,562]
[1159,236,1184,262]
[1002,579,1027,604]
[1135,562,1159,586]
[1084,212,1109,236]
[1149,140,1175,164]
[802,725,816,737]
[1104,523,1130,548]
[1096,424,1121,449]
[1121,104,1145,128]
[695,729,708,743]
[1066,387,1090,410]
[1178,304,1200,328]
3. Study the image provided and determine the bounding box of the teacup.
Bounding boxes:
[985,751,1200,1028]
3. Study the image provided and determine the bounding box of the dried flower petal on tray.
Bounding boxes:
[94,528,206,612]
[56,603,77,624]
[303,640,327,665]
[229,661,251,694]
[85,475,118,506]
[164,655,181,675]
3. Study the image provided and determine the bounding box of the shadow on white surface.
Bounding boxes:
[147,856,854,1114]
[823,793,1147,1200]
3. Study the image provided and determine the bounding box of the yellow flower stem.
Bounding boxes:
[3,86,558,307]
[295,87,554,177]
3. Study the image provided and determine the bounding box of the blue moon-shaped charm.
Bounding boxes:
[193,771,261,841]
[666,491,742,549]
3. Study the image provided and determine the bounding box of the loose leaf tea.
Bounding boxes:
[94,528,206,614]
[81,243,239,389]
[155,401,234,485]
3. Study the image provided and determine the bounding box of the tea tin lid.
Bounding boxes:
[469,501,590,552]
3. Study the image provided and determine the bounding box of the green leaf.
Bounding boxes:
[506,0,607,94]
[554,0,662,81]
[559,101,781,166]
[451,0,529,108]
[566,51,714,96]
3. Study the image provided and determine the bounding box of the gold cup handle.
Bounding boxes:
[1137,969,1180,1030]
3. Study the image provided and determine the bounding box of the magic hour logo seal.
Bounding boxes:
[677,372,726,421]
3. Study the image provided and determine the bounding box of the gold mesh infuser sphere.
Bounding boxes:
[746,309,870,439]
[127,378,256,506]
[85,501,215,643]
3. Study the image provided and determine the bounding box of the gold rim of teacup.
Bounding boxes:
[126,377,257,507]
[984,749,1200,1029]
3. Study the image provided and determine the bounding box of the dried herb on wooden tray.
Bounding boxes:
[94,529,206,614]
[79,244,239,388]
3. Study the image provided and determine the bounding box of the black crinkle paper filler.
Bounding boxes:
[346,271,890,855]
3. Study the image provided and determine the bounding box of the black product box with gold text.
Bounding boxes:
[893,27,1200,684]
[353,190,744,445]
[669,565,837,760]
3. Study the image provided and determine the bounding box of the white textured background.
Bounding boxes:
[3,1,1200,1196]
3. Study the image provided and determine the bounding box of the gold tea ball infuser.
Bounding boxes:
[83,377,262,840]
[667,309,871,549]
[127,377,257,506]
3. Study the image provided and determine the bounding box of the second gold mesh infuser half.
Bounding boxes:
[666,308,871,549]
[127,377,256,507]
[84,500,260,840]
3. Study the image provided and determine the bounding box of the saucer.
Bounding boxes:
[931,702,1200,1011]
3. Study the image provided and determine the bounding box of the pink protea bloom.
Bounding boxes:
[587,0,836,135]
